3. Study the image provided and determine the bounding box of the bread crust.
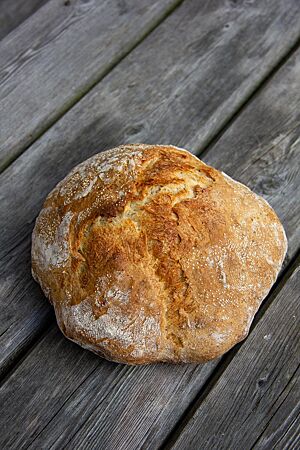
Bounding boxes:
[31,144,287,364]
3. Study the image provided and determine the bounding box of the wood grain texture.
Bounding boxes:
[0,1,300,447]
[253,365,300,450]
[171,264,300,450]
[0,326,115,448]
[0,0,48,41]
[0,326,219,449]
[1,0,300,172]
[1,0,300,377]
[0,0,181,170]
[25,48,300,450]
[202,52,300,267]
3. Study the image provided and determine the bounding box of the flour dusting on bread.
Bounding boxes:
[32,208,73,272]
[32,144,287,364]
[57,300,160,361]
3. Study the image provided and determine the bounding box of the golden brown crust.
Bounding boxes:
[31,144,287,364]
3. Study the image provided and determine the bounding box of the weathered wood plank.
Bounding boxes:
[253,369,300,450]
[0,0,181,170]
[202,54,300,268]
[0,326,218,449]
[170,264,300,450]
[0,2,300,447]
[0,326,119,448]
[26,49,300,449]
[1,0,300,378]
[0,0,48,41]
[0,17,300,450]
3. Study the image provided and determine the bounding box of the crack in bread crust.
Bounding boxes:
[32,144,288,364]
[75,168,213,360]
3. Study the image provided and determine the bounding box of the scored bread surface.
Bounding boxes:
[31,144,287,364]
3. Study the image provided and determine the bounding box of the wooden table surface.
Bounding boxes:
[0,1,299,449]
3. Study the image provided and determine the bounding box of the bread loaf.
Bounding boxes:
[31,144,287,364]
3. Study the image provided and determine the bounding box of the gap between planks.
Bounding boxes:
[250,365,300,449]
[159,250,300,450]
[0,313,55,390]
[2,1,300,174]
[1,32,299,384]
[0,28,299,385]
[0,171,299,400]
[196,34,300,157]
[0,0,184,173]
[0,0,49,41]
[0,3,298,444]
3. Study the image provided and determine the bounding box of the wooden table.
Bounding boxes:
[0,1,299,448]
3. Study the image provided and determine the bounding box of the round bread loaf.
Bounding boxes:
[32,144,287,364]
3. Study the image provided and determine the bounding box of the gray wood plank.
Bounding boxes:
[28,48,300,450]
[202,53,300,268]
[1,0,300,378]
[0,0,181,170]
[0,325,218,449]
[0,0,48,41]
[253,370,300,450]
[0,2,300,447]
[171,264,300,450]
[0,326,121,448]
